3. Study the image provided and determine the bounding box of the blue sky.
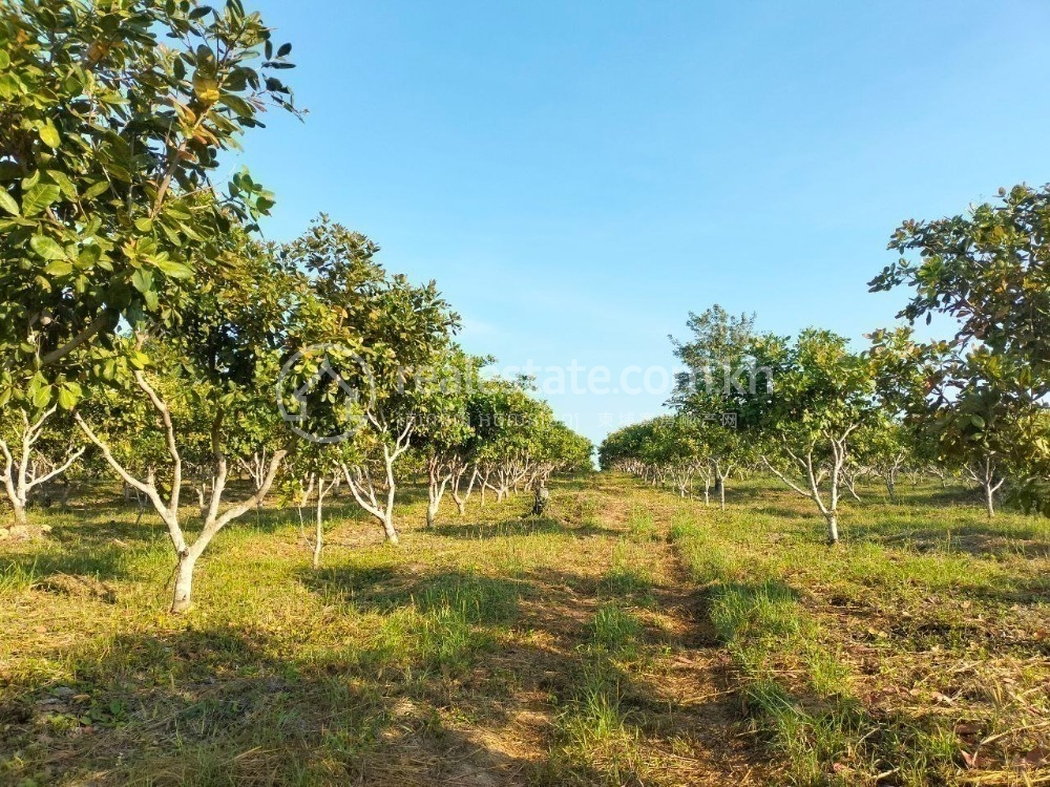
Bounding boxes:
[237,0,1050,446]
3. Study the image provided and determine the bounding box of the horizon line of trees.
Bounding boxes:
[601,184,1050,542]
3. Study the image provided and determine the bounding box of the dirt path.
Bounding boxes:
[417,480,767,786]
[0,477,769,787]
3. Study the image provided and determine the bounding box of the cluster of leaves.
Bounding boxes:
[870,184,1050,514]
[0,0,296,411]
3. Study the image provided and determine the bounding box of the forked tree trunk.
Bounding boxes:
[713,461,732,512]
[967,456,1004,519]
[426,458,451,528]
[75,378,286,614]
[762,429,855,546]
[1,408,84,535]
[885,473,896,503]
[340,421,413,546]
[451,467,476,516]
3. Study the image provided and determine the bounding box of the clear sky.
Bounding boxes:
[237,0,1050,447]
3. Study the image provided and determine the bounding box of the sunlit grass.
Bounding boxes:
[2,474,1048,785]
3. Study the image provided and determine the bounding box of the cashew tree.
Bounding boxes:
[870,184,1050,512]
[75,235,298,612]
[413,350,484,528]
[669,305,766,509]
[756,329,878,544]
[0,403,84,530]
[277,217,459,545]
[0,0,296,533]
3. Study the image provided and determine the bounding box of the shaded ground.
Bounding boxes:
[0,477,763,786]
[4,475,1047,785]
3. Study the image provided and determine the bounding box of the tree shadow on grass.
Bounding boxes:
[300,564,529,625]
[850,520,1050,561]
[748,504,822,522]
[0,543,134,588]
[432,516,620,541]
[0,625,544,787]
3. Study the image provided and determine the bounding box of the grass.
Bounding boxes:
[1,474,1048,785]
[670,478,1050,786]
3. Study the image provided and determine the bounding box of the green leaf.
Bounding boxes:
[22,183,61,216]
[44,260,73,277]
[220,93,253,118]
[131,267,154,294]
[32,383,51,410]
[153,258,194,279]
[46,170,77,199]
[30,235,66,260]
[57,384,78,410]
[39,121,61,149]
[134,217,153,233]
[0,188,18,216]
[82,180,110,201]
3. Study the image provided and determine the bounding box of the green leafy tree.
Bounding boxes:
[599,416,711,500]
[0,0,296,533]
[0,404,84,530]
[849,416,913,503]
[756,329,878,544]
[670,305,767,509]
[469,378,551,503]
[412,350,484,528]
[870,185,1050,512]
[75,234,297,612]
[871,184,1050,402]
[0,0,295,400]
[278,217,458,544]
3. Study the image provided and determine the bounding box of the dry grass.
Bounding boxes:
[1,474,1047,785]
[0,477,760,786]
[670,475,1050,786]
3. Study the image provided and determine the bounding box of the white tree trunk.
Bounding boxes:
[0,408,83,533]
[172,550,198,614]
[75,375,285,614]
[826,513,839,545]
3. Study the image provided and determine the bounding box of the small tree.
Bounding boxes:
[413,351,482,528]
[757,329,878,544]
[0,404,84,529]
[870,184,1050,512]
[851,416,913,503]
[868,326,1033,517]
[75,236,295,612]
[279,217,458,544]
[669,305,765,508]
